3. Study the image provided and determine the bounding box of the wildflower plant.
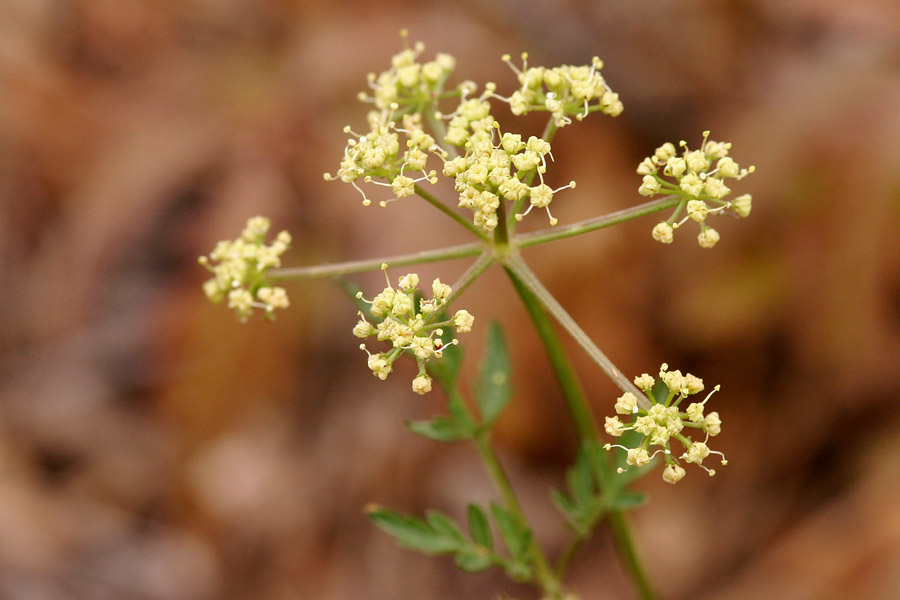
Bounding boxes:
[200,30,755,600]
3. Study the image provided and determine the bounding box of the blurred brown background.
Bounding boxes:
[2,1,900,599]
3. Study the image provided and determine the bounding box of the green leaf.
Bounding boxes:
[454,549,493,573]
[425,510,467,543]
[368,507,459,554]
[467,503,493,550]
[610,490,647,510]
[406,417,471,442]
[505,559,533,582]
[475,322,512,426]
[490,503,532,563]
[568,445,595,508]
[447,393,475,434]
[550,488,578,522]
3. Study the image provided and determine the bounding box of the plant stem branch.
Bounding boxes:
[607,510,657,600]
[445,381,561,596]
[415,184,488,239]
[503,256,657,599]
[269,241,484,281]
[503,263,598,441]
[473,432,560,597]
[425,104,457,158]
[515,196,680,249]
[502,254,650,409]
[445,252,494,308]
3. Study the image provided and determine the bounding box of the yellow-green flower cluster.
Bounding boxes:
[357,30,460,111]
[198,216,291,321]
[441,97,496,147]
[603,364,726,484]
[637,131,755,248]
[354,265,474,395]
[324,111,439,207]
[493,53,623,126]
[442,124,575,231]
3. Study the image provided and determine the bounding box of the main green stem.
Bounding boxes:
[503,259,657,600]
[473,432,560,597]
[503,255,649,405]
[447,385,561,597]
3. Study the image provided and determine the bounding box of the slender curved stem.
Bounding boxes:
[502,254,650,408]
[515,196,681,249]
[607,511,656,600]
[555,534,587,580]
[472,432,561,597]
[269,241,483,281]
[503,257,657,599]
[415,184,488,239]
[445,252,494,308]
[504,264,597,441]
[440,379,561,596]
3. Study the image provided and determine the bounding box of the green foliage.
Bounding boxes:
[408,321,513,442]
[406,403,473,441]
[489,502,533,579]
[474,321,513,429]
[552,440,652,536]
[467,503,493,549]
[368,503,534,580]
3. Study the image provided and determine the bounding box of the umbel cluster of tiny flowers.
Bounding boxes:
[198,216,291,321]
[443,124,575,230]
[637,131,755,248]
[491,52,623,126]
[322,33,457,208]
[323,35,616,232]
[354,265,474,395]
[603,364,726,484]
